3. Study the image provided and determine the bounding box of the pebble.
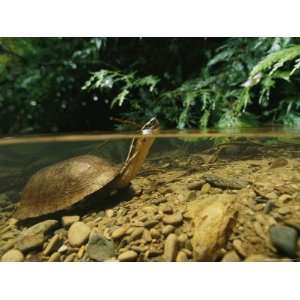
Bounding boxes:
[270,158,288,169]
[144,219,159,228]
[265,192,278,200]
[277,207,290,215]
[150,228,161,239]
[222,250,241,262]
[279,194,292,203]
[48,252,61,262]
[162,213,183,226]
[130,228,144,241]
[64,253,76,262]
[43,234,63,256]
[143,229,152,243]
[163,234,178,262]
[58,244,68,253]
[68,222,91,247]
[118,250,138,262]
[176,251,188,262]
[142,206,158,214]
[111,226,127,240]
[105,209,114,218]
[16,232,44,252]
[1,249,24,262]
[253,222,265,239]
[263,201,275,214]
[62,215,80,227]
[162,225,175,235]
[161,205,173,214]
[201,183,211,194]
[232,239,247,257]
[177,233,188,248]
[187,180,205,190]
[244,254,270,262]
[77,246,85,259]
[86,232,116,261]
[25,220,58,235]
[269,225,298,258]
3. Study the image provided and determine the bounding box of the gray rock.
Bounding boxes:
[269,225,298,258]
[1,249,24,262]
[68,222,91,247]
[86,233,116,261]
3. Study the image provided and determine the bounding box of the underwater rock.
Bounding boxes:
[244,254,271,262]
[188,194,238,261]
[269,225,298,258]
[269,158,288,169]
[111,226,127,240]
[16,220,58,252]
[176,251,188,262]
[163,233,178,262]
[162,225,175,236]
[68,222,91,247]
[222,250,240,262]
[43,234,63,256]
[1,249,24,262]
[64,253,76,262]
[62,215,80,228]
[86,232,116,261]
[118,250,138,262]
[48,252,61,262]
[16,233,44,252]
[162,213,183,226]
[202,174,248,190]
[26,220,59,236]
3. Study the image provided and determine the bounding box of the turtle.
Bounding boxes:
[14,118,160,220]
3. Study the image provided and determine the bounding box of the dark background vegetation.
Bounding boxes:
[1,37,300,135]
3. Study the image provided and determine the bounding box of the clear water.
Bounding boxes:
[1,128,300,261]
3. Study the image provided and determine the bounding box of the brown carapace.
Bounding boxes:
[14,118,159,220]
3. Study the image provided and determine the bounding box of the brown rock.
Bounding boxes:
[221,250,240,262]
[118,250,138,262]
[48,252,61,262]
[130,228,144,241]
[176,251,188,262]
[162,225,175,235]
[1,249,24,262]
[111,226,127,240]
[64,253,76,262]
[62,215,80,228]
[15,232,44,252]
[163,233,178,262]
[188,194,238,261]
[232,239,247,257]
[162,213,183,226]
[150,228,161,239]
[68,222,91,247]
[269,158,288,169]
[43,234,63,256]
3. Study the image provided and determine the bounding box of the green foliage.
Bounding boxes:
[82,69,159,107]
[243,44,300,126]
[1,37,300,135]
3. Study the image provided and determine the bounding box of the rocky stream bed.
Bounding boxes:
[1,145,300,262]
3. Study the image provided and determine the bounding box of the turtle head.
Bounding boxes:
[141,117,160,135]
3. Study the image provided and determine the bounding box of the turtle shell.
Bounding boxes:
[14,155,119,220]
